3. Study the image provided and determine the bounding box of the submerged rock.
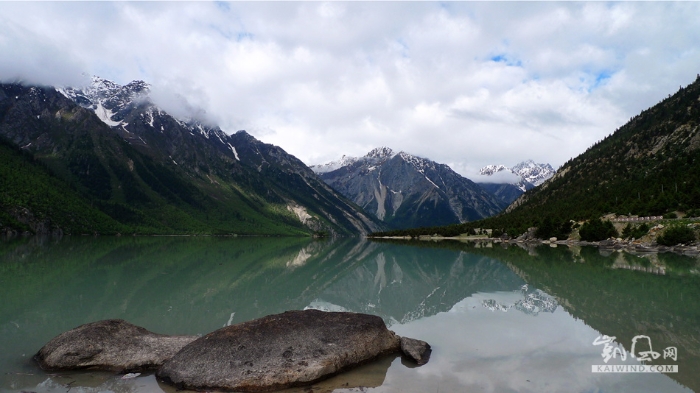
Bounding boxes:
[400,337,432,365]
[157,310,402,392]
[34,319,197,372]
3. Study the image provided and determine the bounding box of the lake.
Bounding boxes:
[1,236,698,393]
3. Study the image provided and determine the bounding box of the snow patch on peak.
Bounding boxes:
[478,160,555,188]
[511,160,555,186]
[365,147,395,159]
[397,151,432,170]
[93,102,122,127]
[479,164,508,176]
[310,155,359,174]
[228,143,240,161]
[146,108,155,127]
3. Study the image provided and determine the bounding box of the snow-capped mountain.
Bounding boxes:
[476,160,555,205]
[310,155,360,174]
[310,147,396,174]
[479,160,555,189]
[511,160,556,186]
[58,76,233,152]
[479,164,509,177]
[0,78,384,235]
[313,148,506,229]
[479,160,555,193]
[59,76,148,127]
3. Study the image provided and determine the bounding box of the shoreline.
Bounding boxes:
[369,235,700,258]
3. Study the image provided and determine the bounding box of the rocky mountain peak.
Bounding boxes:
[396,151,435,172]
[82,76,150,106]
[479,164,508,176]
[58,76,230,145]
[58,76,152,127]
[234,130,255,139]
[309,154,360,174]
[315,147,506,228]
[365,147,395,159]
[510,160,555,186]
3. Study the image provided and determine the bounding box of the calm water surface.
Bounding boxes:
[1,237,698,393]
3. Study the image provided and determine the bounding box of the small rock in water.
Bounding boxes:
[400,337,432,365]
[121,372,141,379]
[34,319,198,372]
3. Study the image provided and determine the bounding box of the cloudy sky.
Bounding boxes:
[2,2,699,180]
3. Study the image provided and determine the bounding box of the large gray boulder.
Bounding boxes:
[34,319,197,372]
[157,310,402,392]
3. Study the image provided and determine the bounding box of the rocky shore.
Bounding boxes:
[379,219,700,259]
[402,235,700,258]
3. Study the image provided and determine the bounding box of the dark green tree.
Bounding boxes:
[579,218,618,241]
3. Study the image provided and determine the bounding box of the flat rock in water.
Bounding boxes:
[157,310,401,392]
[34,319,198,372]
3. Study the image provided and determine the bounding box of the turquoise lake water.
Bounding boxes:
[1,236,698,392]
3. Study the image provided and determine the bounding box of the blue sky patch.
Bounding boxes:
[586,70,614,92]
[215,1,230,12]
[490,54,522,67]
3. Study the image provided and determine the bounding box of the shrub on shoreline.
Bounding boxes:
[657,226,696,246]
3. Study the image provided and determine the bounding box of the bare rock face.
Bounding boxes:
[400,337,432,365]
[34,319,198,372]
[156,310,402,392]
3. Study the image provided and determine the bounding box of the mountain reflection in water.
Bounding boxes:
[0,236,697,393]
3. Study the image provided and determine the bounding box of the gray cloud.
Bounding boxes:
[1,2,698,180]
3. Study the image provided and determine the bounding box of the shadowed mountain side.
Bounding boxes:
[477,182,531,205]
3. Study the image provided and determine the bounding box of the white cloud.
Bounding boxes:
[1,2,699,180]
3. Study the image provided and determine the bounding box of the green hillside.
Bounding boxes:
[0,136,306,236]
